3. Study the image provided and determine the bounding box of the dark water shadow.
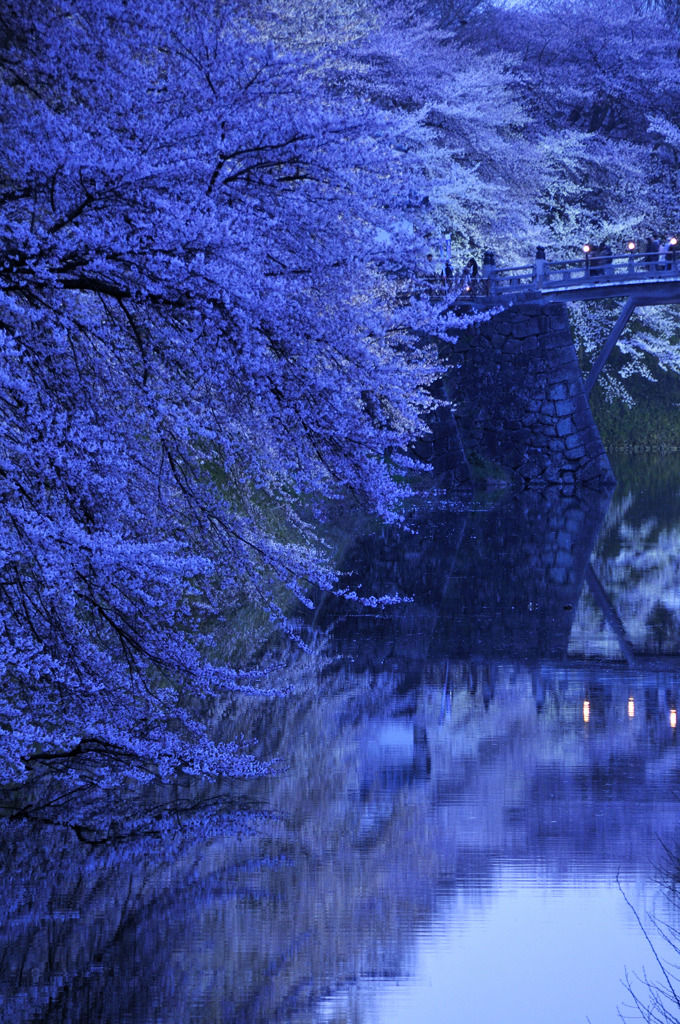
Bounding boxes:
[317,485,613,668]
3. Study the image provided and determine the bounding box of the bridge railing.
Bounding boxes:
[483,250,680,300]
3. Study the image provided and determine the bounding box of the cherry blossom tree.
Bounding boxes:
[462,0,680,247]
[10,0,679,807]
[0,0,458,791]
[460,0,680,397]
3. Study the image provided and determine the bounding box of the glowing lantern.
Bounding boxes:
[583,700,590,723]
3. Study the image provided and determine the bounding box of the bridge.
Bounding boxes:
[473,250,680,305]
[425,249,680,491]
[456,249,680,395]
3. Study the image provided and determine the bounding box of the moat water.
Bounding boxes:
[3,453,680,1023]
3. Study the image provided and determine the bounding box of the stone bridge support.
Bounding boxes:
[429,302,615,491]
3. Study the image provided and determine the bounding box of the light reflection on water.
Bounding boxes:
[3,454,680,1023]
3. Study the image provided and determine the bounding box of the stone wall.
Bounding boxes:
[434,301,615,492]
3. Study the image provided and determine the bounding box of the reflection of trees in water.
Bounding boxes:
[646,600,680,653]
[7,469,678,1023]
[570,454,680,657]
[4,656,680,1024]
[0,669,443,1024]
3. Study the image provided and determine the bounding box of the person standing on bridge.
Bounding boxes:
[663,237,677,270]
[644,237,658,269]
[599,240,613,276]
[464,256,479,295]
[533,245,547,286]
[481,251,496,296]
[425,252,444,297]
[589,242,608,276]
[588,243,601,276]
[426,252,441,291]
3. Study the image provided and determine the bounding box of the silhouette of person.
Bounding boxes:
[669,238,679,267]
[465,256,479,294]
[534,245,547,285]
[481,251,496,295]
[644,237,658,268]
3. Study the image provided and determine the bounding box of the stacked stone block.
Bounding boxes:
[438,302,615,491]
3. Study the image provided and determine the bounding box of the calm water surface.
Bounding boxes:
[3,453,680,1023]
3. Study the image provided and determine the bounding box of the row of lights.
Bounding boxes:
[582,239,678,254]
[583,699,677,727]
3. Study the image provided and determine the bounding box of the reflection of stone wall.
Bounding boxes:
[325,488,611,666]
[445,488,611,661]
[436,302,615,490]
